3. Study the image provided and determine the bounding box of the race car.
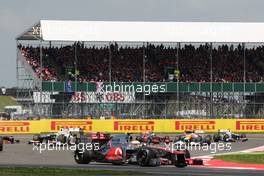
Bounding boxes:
[28,133,57,144]
[0,136,20,144]
[28,128,84,145]
[0,136,20,152]
[174,130,212,145]
[74,133,199,167]
[213,129,248,142]
[135,132,172,144]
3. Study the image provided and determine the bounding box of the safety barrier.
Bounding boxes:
[0,119,264,134]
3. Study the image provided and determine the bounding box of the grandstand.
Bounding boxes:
[15,20,264,119]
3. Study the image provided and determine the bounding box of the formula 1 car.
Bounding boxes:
[174,130,212,145]
[74,133,200,167]
[0,136,20,144]
[0,136,20,151]
[213,130,248,142]
[28,133,57,144]
[28,128,84,145]
[136,132,172,144]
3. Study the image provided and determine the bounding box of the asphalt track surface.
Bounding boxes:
[0,135,263,176]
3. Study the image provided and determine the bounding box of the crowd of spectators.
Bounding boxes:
[20,46,57,81]
[19,43,264,83]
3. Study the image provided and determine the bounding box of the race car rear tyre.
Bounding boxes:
[203,135,212,145]
[9,136,14,144]
[33,135,40,141]
[223,134,229,142]
[195,136,203,143]
[137,148,158,166]
[174,136,181,142]
[74,149,92,164]
[147,138,152,144]
[164,136,170,144]
[213,134,220,142]
[240,133,246,138]
[173,154,187,168]
[0,137,3,151]
[135,136,141,142]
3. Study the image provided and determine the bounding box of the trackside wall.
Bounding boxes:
[0,119,263,134]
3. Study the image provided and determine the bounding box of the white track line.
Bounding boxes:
[210,166,258,170]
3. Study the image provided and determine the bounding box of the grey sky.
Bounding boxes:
[1,0,264,87]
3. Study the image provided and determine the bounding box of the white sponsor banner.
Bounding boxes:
[33,92,135,103]
[70,92,135,103]
[33,92,56,103]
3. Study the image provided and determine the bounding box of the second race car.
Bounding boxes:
[213,129,248,142]
[174,130,212,145]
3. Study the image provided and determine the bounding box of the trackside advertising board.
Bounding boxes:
[0,120,49,134]
[0,119,264,134]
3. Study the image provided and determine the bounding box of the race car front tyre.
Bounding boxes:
[33,135,40,141]
[74,149,92,164]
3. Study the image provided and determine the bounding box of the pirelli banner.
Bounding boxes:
[0,119,264,134]
[0,120,50,134]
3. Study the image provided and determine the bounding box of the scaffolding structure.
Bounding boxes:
[15,20,264,119]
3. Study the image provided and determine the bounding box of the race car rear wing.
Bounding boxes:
[218,129,230,133]
[194,130,205,134]
[185,130,206,134]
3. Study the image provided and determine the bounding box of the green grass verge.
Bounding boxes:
[215,153,264,164]
[0,167,146,176]
[0,96,19,112]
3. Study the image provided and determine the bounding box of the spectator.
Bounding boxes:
[19,44,264,83]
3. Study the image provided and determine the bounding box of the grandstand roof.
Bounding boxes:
[17,20,264,43]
